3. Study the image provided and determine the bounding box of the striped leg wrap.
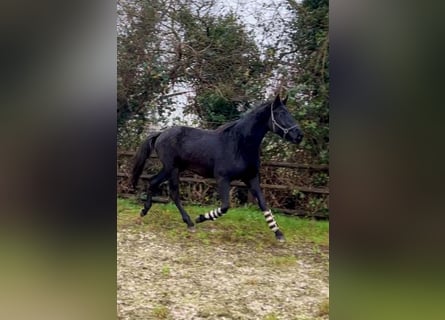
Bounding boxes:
[204,207,224,221]
[263,210,279,232]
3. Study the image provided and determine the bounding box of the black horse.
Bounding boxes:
[131,94,303,241]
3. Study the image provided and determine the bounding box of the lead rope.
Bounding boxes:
[270,103,299,139]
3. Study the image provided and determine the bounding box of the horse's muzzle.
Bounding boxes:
[296,132,304,144]
[290,131,303,144]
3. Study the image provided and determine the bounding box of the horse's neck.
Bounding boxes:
[233,107,269,149]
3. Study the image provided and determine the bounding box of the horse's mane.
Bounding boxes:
[214,100,270,134]
[215,120,238,132]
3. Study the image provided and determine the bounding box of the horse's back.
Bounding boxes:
[156,126,216,148]
[154,126,220,176]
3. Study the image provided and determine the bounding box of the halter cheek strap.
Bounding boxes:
[270,103,299,138]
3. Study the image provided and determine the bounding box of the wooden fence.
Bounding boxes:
[117,150,329,218]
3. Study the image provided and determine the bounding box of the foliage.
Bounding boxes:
[175,9,267,127]
[117,0,171,148]
[196,91,240,128]
[286,0,329,164]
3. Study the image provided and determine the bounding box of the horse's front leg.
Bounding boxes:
[244,176,285,242]
[195,178,230,223]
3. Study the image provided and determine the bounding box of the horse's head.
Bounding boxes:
[269,94,304,144]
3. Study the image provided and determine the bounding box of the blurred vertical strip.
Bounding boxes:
[331,0,445,319]
[0,1,116,319]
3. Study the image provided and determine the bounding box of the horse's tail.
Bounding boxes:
[130,132,162,189]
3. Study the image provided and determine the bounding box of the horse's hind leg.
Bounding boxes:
[196,178,230,223]
[140,169,169,217]
[168,169,195,231]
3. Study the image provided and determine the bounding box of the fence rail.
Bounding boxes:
[117,173,329,194]
[117,150,329,172]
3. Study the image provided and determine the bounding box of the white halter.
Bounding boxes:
[270,103,299,138]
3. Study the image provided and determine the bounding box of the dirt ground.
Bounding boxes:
[117,226,329,320]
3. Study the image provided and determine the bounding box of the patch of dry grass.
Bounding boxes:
[151,304,170,319]
[317,298,329,317]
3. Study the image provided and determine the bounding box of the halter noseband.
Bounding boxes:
[270,103,299,138]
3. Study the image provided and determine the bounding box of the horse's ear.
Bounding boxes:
[273,94,281,107]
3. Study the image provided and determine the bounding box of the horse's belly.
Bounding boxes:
[183,161,214,178]
[231,165,258,180]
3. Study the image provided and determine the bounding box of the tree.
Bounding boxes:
[176,9,267,128]
[117,0,171,148]
[118,0,269,138]
[286,0,329,164]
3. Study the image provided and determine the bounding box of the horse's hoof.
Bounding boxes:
[276,235,286,242]
[188,226,196,233]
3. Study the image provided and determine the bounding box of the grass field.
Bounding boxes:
[118,197,329,249]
